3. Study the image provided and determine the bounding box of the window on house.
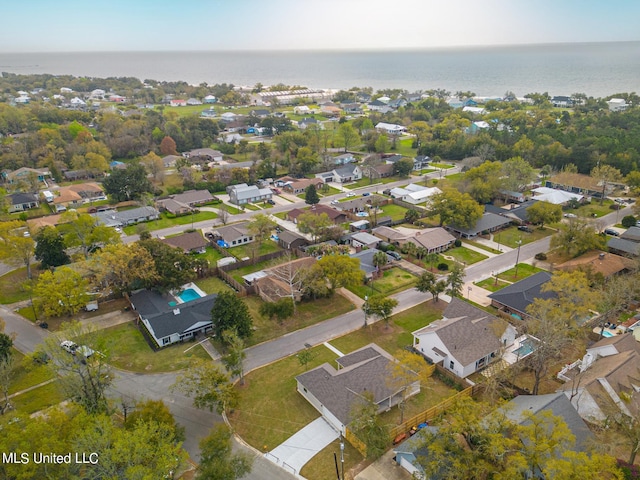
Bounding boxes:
[449,361,454,370]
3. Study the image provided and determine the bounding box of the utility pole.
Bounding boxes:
[514,239,522,278]
[340,435,345,480]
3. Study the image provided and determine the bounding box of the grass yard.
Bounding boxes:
[464,240,502,254]
[445,246,488,265]
[493,225,554,248]
[221,204,243,214]
[348,268,417,299]
[329,300,446,357]
[396,137,418,157]
[11,381,66,415]
[430,163,456,169]
[193,246,227,266]
[244,294,356,346]
[569,200,616,219]
[474,277,514,292]
[195,276,235,294]
[495,263,546,283]
[8,349,56,395]
[99,322,210,372]
[349,175,403,189]
[122,211,218,235]
[242,203,261,211]
[379,203,410,221]
[228,344,336,451]
[0,267,37,304]
[227,240,281,265]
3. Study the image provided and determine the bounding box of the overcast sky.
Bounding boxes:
[3,0,639,52]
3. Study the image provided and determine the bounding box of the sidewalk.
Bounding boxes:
[337,287,365,308]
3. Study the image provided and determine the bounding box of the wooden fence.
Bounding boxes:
[344,428,368,458]
[388,385,478,441]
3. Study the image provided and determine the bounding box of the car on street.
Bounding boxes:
[330,200,339,204]
[362,192,371,196]
[345,192,356,197]
[563,213,577,218]
[60,340,78,355]
[267,199,276,205]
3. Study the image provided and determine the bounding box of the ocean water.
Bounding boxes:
[1,42,639,98]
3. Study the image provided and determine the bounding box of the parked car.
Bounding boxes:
[60,340,78,355]
[345,192,356,198]
[517,225,533,233]
[362,192,371,196]
[267,199,276,205]
[563,213,577,218]
[604,228,620,236]
[387,251,402,261]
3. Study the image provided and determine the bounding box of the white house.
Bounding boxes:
[607,98,628,112]
[375,122,407,136]
[389,184,441,205]
[413,298,517,378]
[226,183,273,205]
[293,105,312,115]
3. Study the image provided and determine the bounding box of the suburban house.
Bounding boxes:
[130,289,216,347]
[293,105,312,115]
[296,344,420,434]
[254,257,316,303]
[203,95,217,104]
[93,206,159,227]
[183,148,224,163]
[227,183,273,205]
[412,298,518,378]
[162,154,181,168]
[297,117,319,130]
[157,189,215,215]
[350,232,380,249]
[333,153,356,165]
[556,250,634,278]
[375,122,407,135]
[368,100,392,113]
[7,192,39,213]
[446,212,512,239]
[487,271,554,320]
[531,187,583,205]
[388,184,441,205]
[608,237,640,257]
[314,164,363,184]
[186,98,202,105]
[341,103,363,114]
[3,167,52,185]
[211,222,253,247]
[607,98,628,112]
[170,99,187,107]
[400,227,456,254]
[53,183,107,209]
[395,392,592,478]
[557,333,640,422]
[413,155,431,170]
[336,196,383,214]
[277,176,324,195]
[160,231,208,254]
[361,163,394,180]
[485,199,539,225]
[278,230,309,250]
[372,226,411,246]
[552,95,574,108]
[545,172,613,199]
[349,248,391,280]
[287,204,348,225]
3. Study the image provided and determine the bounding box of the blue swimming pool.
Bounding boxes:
[601,330,614,338]
[177,288,202,303]
[514,338,538,357]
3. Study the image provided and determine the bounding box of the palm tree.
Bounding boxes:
[416,246,428,261]
[424,252,439,272]
[401,241,418,260]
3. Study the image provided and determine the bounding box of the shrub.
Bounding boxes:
[454,239,462,247]
[259,298,294,322]
[534,252,547,261]
[437,263,449,271]
[622,215,637,229]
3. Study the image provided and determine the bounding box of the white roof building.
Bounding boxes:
[531,187,583,205]
[375,122,407,135]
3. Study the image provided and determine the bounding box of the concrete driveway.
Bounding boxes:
[266,417,339,477]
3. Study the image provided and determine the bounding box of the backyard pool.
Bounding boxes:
[177,288,203,303]
[601,330,614,338]
[514,338,538,358]
[356,212,369,217]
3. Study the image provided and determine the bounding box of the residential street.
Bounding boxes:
[1,201,631,479]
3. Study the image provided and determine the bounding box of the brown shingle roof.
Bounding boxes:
[556,250,634,277]
[160,231,208,253]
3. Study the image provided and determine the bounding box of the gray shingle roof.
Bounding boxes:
[448,212,512,236]
[171,189,214,205]
[487,271,554,315]
[8,192,38,205]
[296,344,400,425]
[417,298,507,367]
[621,226,640,242]
[130,289,217,340]
[608,237,640,256]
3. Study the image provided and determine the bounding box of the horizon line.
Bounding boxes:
[2,39,639,55]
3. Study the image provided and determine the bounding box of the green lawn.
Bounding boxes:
[349,175,403,189]
[227,240,281,264]
[444,246,488,265]
[8,349,56,395]
[430,163,456,169]
[379,203,410,221]
[494,225,554,248]
[122,211,218,235]
[348,268,417,299]
[475,263,546,291]
[244,294,356,346]
[195,276,235,294]
[0,267,36,304]
[227,256,288,283]
[11,381,66,415]
[16,307,37,322]
[464,240,502,254]
[220,204,243,215]
[193,246,227,266]
[242,203,261,211]
[396,137,418,157]
[99,322,211,372]
[569,199,616,219]
[229,300,451,480]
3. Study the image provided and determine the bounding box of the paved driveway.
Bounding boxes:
[266,417,339,477]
